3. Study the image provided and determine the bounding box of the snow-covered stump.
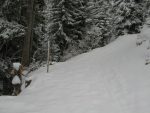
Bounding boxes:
[136,34,144,46]
[11,62,26,95]
[12,75,21,96]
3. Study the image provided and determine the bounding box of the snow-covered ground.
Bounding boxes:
[1,30,150,113]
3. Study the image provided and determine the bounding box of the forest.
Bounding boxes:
[1,0,150,112]
[0,0,149,69]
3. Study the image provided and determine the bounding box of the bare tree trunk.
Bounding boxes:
[22,0,34,66]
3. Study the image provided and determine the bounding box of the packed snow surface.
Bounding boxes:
[1,33,150,113]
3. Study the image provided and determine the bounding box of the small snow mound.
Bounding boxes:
[136,34,144,46]
[13,63,21,71]
[25,77,32,81]
[12,76,21,85]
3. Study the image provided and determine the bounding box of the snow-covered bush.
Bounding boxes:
[0,18,25,60]
[0,19,24,39]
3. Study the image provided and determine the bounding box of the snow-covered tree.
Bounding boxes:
[113,0,145,36]
[85,0,114,47]
[0,0,46,64]
[50,0,87,61]
[143,0,150,16]
[0,0,25,60]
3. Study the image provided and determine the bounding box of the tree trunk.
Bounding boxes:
[22,0,34,66]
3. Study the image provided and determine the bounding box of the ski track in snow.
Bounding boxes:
[1,34,150,113]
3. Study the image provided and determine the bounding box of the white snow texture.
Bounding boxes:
[13,63,21,71]
[12,76,21,85]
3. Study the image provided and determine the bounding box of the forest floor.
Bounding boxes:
[1,27,150,113]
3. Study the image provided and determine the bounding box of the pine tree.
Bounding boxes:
[143,0,150,16]
[0,0,46,65]
[113,0,145,36]
[0,0,25,60]
[50,0,87,61]
[86,0,114,47]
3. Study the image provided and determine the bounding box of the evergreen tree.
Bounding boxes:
[113,0,145,36]
[50,0,87,61]
[0,0,46,65]
[1,0,149,66]
[86,0,114,47]
[143,0,150,16]
[0,0,25,60]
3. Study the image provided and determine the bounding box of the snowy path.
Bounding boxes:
[1,34,150,113]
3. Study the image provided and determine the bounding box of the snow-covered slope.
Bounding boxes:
[1,33,150,113]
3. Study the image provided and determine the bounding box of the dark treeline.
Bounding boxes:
[0,0,150,68]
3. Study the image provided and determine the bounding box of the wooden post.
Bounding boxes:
[47,40,50,73]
